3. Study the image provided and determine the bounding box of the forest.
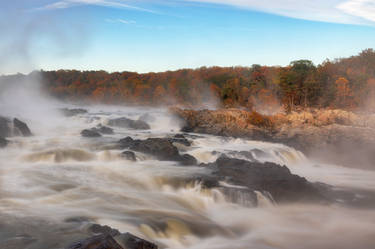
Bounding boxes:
[3,49,375,113]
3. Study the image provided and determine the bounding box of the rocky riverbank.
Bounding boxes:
[171,108,375,169]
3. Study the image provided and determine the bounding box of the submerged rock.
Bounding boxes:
[13,118,32,136]
[0,116,11,137]
[108,117,150,130]
[120,151,136,161]
[60,108,88,117]
[139,113,156,123]
[0,137,8,148]
[81,129,102,138]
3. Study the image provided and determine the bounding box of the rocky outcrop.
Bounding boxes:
[108,117,151,130]
[172,108,271,140]
[118,137,197,165]
[172,108,375,169]
[13,118,32,136]
[203,156,325,203]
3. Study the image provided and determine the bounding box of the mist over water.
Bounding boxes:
[0,81,375,249]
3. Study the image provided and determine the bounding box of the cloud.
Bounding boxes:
[182,0,375,25]
[338,0,375,22]
[105,18,136,24]
[36,0,156,13]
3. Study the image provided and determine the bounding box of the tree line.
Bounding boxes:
[3,49,375,112]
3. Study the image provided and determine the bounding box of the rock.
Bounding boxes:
[205,156,325,203]
[119,136,135,148]
[115,232,158,249]
[66,234,124,249]
[130,138,180,161]
[108,117,150,130]
[0,137,8,148]
[13,118,32,136]
[60,108,88,117]
[139,113,156,123]
[81,129,102,137]
[0,116,11,137]
[180,154,198,165]
[118,137,197,165]
[168,134,191,146]
[91,125,114,135]
[96,125,114,134]
[120,151,136,161]
[66,223,158,249]
[88,224,120,237]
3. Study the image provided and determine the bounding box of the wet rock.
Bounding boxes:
[81,129,102,138]
[115,232,158,249]
[66,224,158,249]
[91,125,114,135]
[205,156,325,203]
[13,118,32,137]
[0,116,11,137]
[139,113,156,123]
[88,224,120,237]
[66,234,124,249]
[120,151,136,161]
[129,138,180,161]
[118,137,197,165]
[0,137,8,148]
[108,117,150,130]
[60,108,88,117]
[180,154,198,165]
[168,134,191,146]
[118,136,135,148]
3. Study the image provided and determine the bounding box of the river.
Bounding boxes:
[0,105,375,249]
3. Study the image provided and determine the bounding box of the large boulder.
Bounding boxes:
[0,116,11,137]
[66,224,158,249]
[118,137,197,165]
[204,156,325,203]
[108,117,150,130]
[81,129,102,138]
[66,234,124,249]
[13,118,32,136]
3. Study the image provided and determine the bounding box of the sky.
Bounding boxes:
[0,0,375,74]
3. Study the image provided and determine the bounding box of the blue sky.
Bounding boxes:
[1,0,375,74]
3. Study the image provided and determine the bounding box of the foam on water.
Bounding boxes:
[1,106,375,249]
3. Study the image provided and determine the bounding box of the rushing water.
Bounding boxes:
[1,105,375,249]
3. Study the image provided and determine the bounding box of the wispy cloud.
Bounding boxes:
[182,0,375,25]
[105,18,136,24]
[36,0,157,13]
[338,0,375,22]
